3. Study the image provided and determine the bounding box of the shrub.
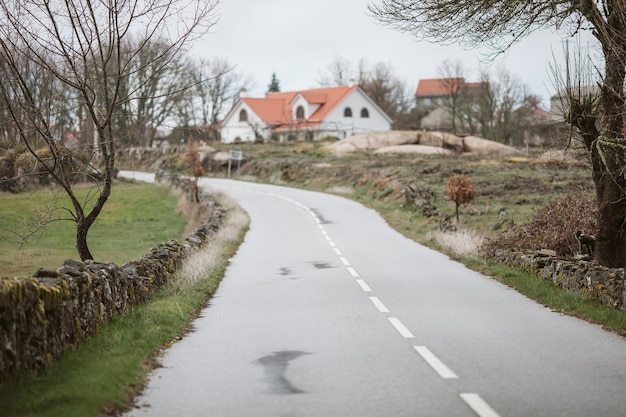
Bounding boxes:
[444,174,476,223]
[482,191,597,257]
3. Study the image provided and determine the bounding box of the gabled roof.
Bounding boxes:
[240,97,290,125]
[416,78,488,98]
[237,86,359,129]
[223,85,392,134]
[416,78,465,96]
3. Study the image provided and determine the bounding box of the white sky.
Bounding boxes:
[194,0,599,107]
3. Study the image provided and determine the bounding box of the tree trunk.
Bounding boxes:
[76,219,94,261]
[592,43,626,268]
[594,175,626,267]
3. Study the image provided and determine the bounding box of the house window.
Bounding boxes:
[239,109,248,122]
[344,107,353,117]
[360,108,369,118]
[296,105,305,120]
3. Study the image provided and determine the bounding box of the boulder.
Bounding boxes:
[212,151,231,162]
[418,131,463,152]
[374,145,454,155]
[324,131,420,155]
[462,136,523,156]
[347,131,420,150]
[324,141,358,156]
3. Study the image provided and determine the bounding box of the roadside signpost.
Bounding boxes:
[227,150,243,178]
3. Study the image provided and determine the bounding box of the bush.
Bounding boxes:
[482,191,597,257]
[444,174,476,223]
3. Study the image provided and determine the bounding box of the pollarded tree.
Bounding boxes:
[370,0,626,268]
[0,0,217,261]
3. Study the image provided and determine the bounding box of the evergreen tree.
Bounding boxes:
[267,72,281,93]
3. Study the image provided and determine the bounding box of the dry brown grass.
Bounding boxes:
[170,191,249,293]
[174,190,219,235]
[430,229,484,258]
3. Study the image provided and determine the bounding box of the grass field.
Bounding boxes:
[0,196,249,417]
[0,180,188,277]
[198,141,594,244]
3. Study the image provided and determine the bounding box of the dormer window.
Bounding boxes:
[296,105,305,120]
[239,109,248,122]
[344,107,353,118]
[360,108,369,118]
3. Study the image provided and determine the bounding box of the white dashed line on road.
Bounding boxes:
[413,346,459,379]
[356,279,371,292]
[347,267,360,278]
[460,393,501,417]
[388,317,415,338]
[369,296,390,313]
[260,188,500,417]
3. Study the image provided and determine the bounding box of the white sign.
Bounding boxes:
[229,150,243,161]
[227,149,243,178]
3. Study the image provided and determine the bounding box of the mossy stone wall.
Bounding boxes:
[493,249,626,310]
[0,176,223,383]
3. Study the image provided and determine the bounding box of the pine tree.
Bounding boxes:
[267,72,281,93]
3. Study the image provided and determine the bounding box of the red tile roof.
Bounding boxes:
[241,97,291,125]
[415,78,465,96]
[243,86,358,129]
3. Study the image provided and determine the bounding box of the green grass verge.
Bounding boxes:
[364,192,626,337]
[0,202,249,417]
[0,181,188,277]
[477,261,626,335]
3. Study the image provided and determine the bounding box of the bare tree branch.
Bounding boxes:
[0,0,218,261]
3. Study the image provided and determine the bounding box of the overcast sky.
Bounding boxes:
[195,0,598,107]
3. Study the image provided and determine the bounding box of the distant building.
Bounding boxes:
[549,86,600,120]
[219,85,392,143]
[415,78,485,131]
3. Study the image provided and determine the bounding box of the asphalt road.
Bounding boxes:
[120,172,626,417]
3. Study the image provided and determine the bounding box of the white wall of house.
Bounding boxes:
[220,102,270,143]
[320,90,392,137]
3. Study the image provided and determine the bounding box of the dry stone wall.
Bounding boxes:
[0,176,224,383]
[493,249,626,310]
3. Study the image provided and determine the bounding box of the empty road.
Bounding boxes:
[120,173,626,417]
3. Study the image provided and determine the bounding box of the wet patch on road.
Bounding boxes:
[310,208,332,224]
[278,267,292,276]
[254,350,311,395]
[311,261,335,269]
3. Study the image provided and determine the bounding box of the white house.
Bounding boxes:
[220,85,392,143]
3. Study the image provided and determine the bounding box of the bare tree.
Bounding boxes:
[0,0,217,261]
[317,57,413,129]
[437,60,467,133]
[121,39,195,148]
[370,0,626,267]
[317,56,355,87]
[194,58,253,142]
[472,66,528,144]
[362,61,413,127]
